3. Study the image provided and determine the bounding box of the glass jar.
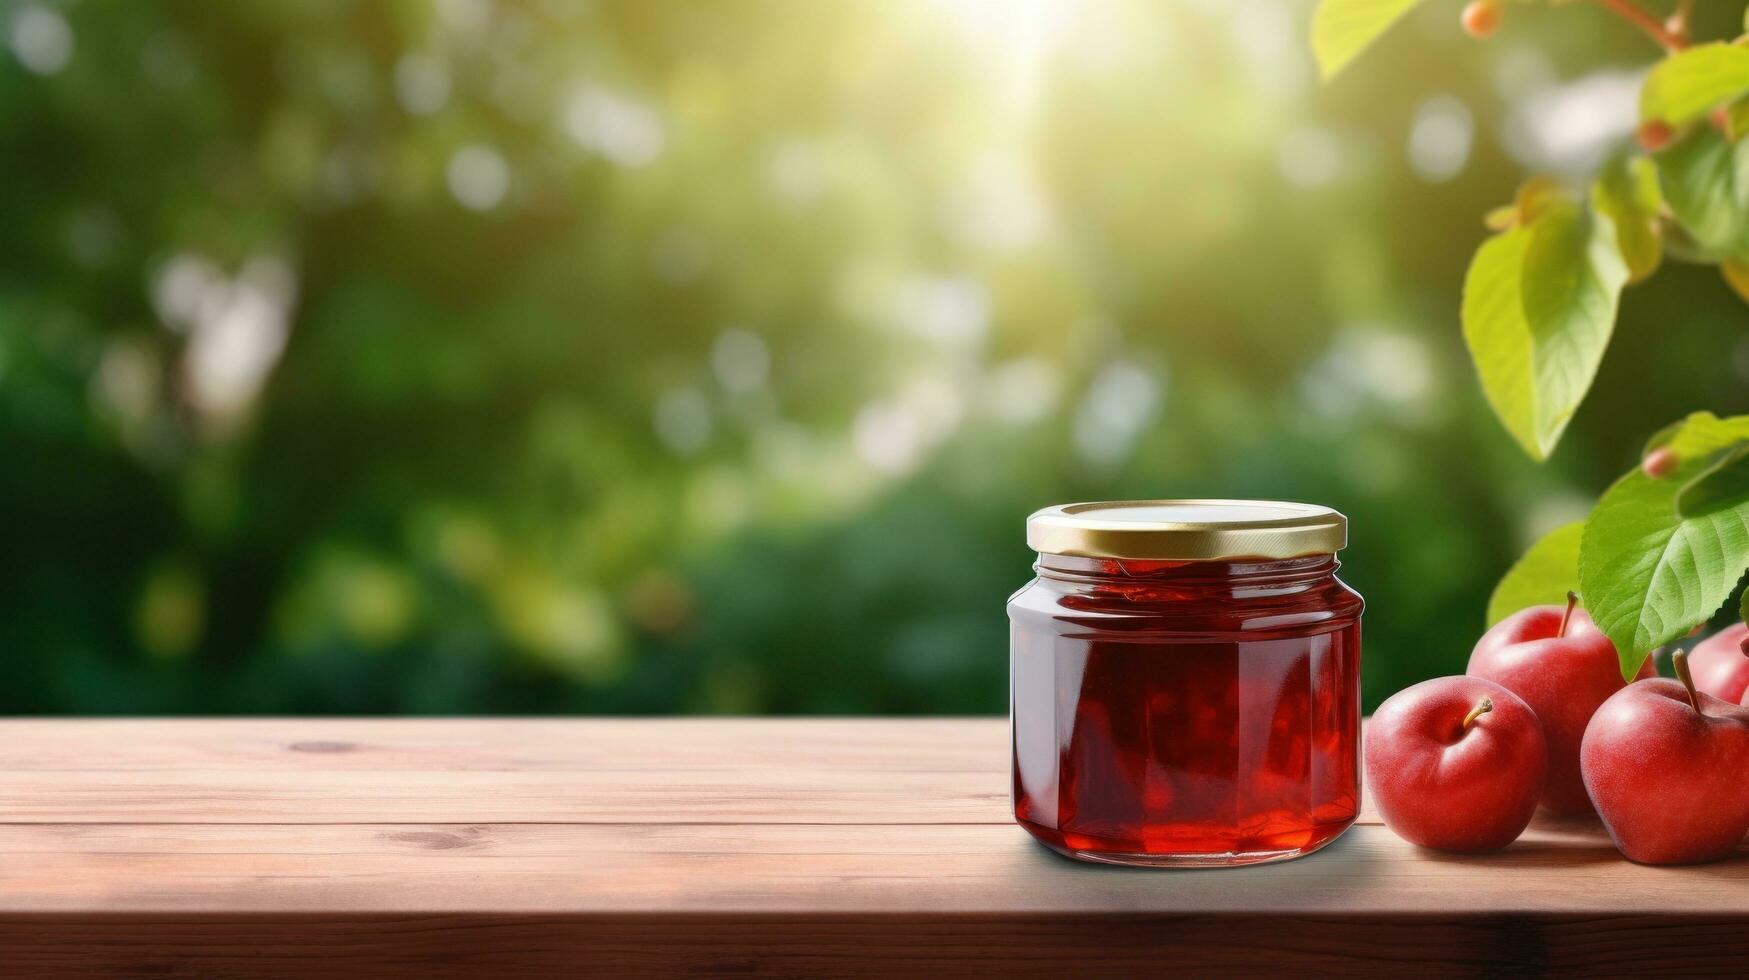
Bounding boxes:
[1009,500,1363,867]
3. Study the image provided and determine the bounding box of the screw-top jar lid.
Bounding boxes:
[1026,499,1347,561]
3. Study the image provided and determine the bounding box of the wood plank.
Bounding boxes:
[1,718,1745,976]
[1,822,1743,916]
[0,718,1010,825]
[0,718,1389,826]
[0,768,1010,825]
[8,913,1749,979]
[0,719,1004,773]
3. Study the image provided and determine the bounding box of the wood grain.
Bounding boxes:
[0,822,1743,916]
[0,718,1009,824]
[1,718,1745,977]
[8,914,1749,979]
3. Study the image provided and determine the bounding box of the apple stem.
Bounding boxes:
[1558,591,1578,639]
[1672,648,1701,713]
[1462,697,1494,732]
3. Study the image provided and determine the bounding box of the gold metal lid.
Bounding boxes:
[1026,499,1347,561]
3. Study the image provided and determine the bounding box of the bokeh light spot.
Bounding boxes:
[394,53,451,116]
[711,329,770,394]
[447,144,510,211]
[654,387,713,455]
[1407,95,1474,184]
[9,5,72,75]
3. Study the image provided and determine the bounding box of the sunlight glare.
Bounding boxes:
[928,0,1080,126]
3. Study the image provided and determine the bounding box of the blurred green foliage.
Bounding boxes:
[2,0,1746,715]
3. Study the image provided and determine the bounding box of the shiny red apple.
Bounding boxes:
[1467,593,1653,814]
[1688,623,1749,704]
[1581,652,1749,865]
[1366,676,1546,852]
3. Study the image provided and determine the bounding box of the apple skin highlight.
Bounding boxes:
[1366,676,1547,853]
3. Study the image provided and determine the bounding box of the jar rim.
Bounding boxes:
[1026,499,1346,561]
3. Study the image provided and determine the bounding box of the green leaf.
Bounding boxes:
[1641,43,1749,127]
[1510,176,1561,219]
[1724,100,1749,141]
[1487,521,1583,627]
[1462,193,1629,460]
[1724,259,1749,304]
[1464,228,1538,455]
[1644,417,1687,456]
[1659,125,1749,258]
[1580,412,1749,679]
[1591,155,1664,283]
[1311,0,1424,81]
[1677,443,1749,517]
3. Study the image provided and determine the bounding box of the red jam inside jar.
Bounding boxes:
[1009,500,1363,867]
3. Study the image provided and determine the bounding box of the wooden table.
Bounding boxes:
[1,719,1744,977]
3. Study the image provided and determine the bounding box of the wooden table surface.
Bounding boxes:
[2,718,1745,977]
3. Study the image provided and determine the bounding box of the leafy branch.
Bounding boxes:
[1313,0,1749,679]
[1594,0,1690,51]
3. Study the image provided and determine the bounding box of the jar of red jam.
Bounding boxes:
[1009,500,1362,867]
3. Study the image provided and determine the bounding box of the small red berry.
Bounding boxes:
[1461,0,1502,39]
[1641,446,1678,479]
[1712,106,1734,135]
[1637,120,1675,153]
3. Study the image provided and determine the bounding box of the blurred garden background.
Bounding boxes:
[3,0,1746,714]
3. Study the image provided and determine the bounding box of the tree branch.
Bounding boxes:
[1594,0,1689,51]
[1669,0,1695,44]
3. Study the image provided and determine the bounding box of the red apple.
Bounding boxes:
[1581,652,1749,865]
[1467,593,1653,814]
[1641,446,1679,479]
[1637,120,1675,153]
[1460,0,1501,39]
[1366,676,1546,852]
[1688,623,1749,704]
